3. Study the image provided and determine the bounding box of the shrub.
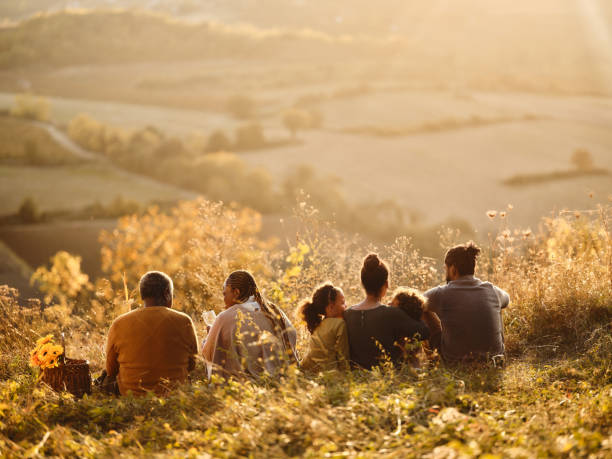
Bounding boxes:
[99,198,277,316]
[205,129,232,153]
[10,93,50,121]
[67,113,108,153]
[17,196,40,223]
[282,109,310,138]
[235,122,266,150]
[30,251,92,312]
[571,149,594,171]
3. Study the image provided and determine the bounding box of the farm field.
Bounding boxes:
[1,87,610,234]
[0,163,196,216]
[0,220,113,280]
[243,119,612,232]
[0,91,234,137]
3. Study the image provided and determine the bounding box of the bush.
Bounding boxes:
[10,93,50,121]
[235,123,266,150]
[205,129,232,153]
[17,196,40,223]
[282,109,310,138]
[99,198,276,316]
[571,149,594,171]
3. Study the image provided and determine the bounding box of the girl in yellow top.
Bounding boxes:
[299,282,350,371]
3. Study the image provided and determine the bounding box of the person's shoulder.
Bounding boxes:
[165,307,195,323]
[215,305,239,323]
[322,317,346,330]
[110,307,142,327]
[385,305,408,318]
[424,284,446,297]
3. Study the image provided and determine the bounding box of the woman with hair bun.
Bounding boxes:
[344,253,430,369]
[299,282,349,371]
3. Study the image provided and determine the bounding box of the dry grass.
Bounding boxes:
[0,199,610,457]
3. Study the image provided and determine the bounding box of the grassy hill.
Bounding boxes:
[0,198,610,456]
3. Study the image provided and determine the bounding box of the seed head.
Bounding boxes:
[487,210,497,219]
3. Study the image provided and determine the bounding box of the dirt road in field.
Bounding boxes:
[33,120,198,199]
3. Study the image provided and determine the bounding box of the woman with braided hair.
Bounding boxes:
[202,270,298,378]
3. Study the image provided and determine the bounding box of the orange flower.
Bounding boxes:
[29,336,63,369]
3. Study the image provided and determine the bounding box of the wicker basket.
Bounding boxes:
[41,357,92,398]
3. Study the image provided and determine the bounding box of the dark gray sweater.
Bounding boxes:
[344,305,430,369]
[425,275,510,362]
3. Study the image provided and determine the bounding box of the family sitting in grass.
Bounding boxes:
[104,241,509,395]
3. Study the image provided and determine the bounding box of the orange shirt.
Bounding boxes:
[106,306,198,395]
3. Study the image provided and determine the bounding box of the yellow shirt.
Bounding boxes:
[301,317,350,372]
[106,306,198,395]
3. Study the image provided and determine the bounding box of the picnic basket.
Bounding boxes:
[39,334,92,398]
[41,356,92,398]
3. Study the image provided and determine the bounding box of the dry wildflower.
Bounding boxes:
[507,204,514,210]
[588,191,594,199]
[500,211,507,219]
[501,229,511,239]
[522,228,532,238]
[487,210,497,219]
[575,211,581,219]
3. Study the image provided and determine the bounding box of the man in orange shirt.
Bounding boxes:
[105,271,198,395]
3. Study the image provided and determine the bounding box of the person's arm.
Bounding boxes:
[494,286,510,309]
[394,310,430,342]
[186,317,199,373]
[335,321,350,371]
[105,322,119,379]
[423,287,442,315]
[202,312,224,362]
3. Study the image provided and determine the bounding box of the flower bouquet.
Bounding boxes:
[30,334,92,398]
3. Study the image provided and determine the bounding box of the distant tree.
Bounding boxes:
[17,196,40,223]
[10,93,50,121]
[235,123,266,150]
[68,113,107,152]
[227,94,255,119]
[282,109,310,138]
[206,129,232,153]
[153,138,188,159]
[571,149,594,171]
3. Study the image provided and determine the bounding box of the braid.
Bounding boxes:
[226,270,297,363]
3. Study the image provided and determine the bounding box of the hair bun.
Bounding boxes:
[466,242,481,257]
[363,253,381,269]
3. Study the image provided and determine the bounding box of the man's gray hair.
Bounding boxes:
[139,271,173,304]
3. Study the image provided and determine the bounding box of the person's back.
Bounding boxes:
[425,242,510,363]
[299,283,349,372]
[105,271,198,395]
[425,276,508,362]
[204,300,297,378]
[107,306,198,395]
[302,317,349,371]
[344,305,429,369]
